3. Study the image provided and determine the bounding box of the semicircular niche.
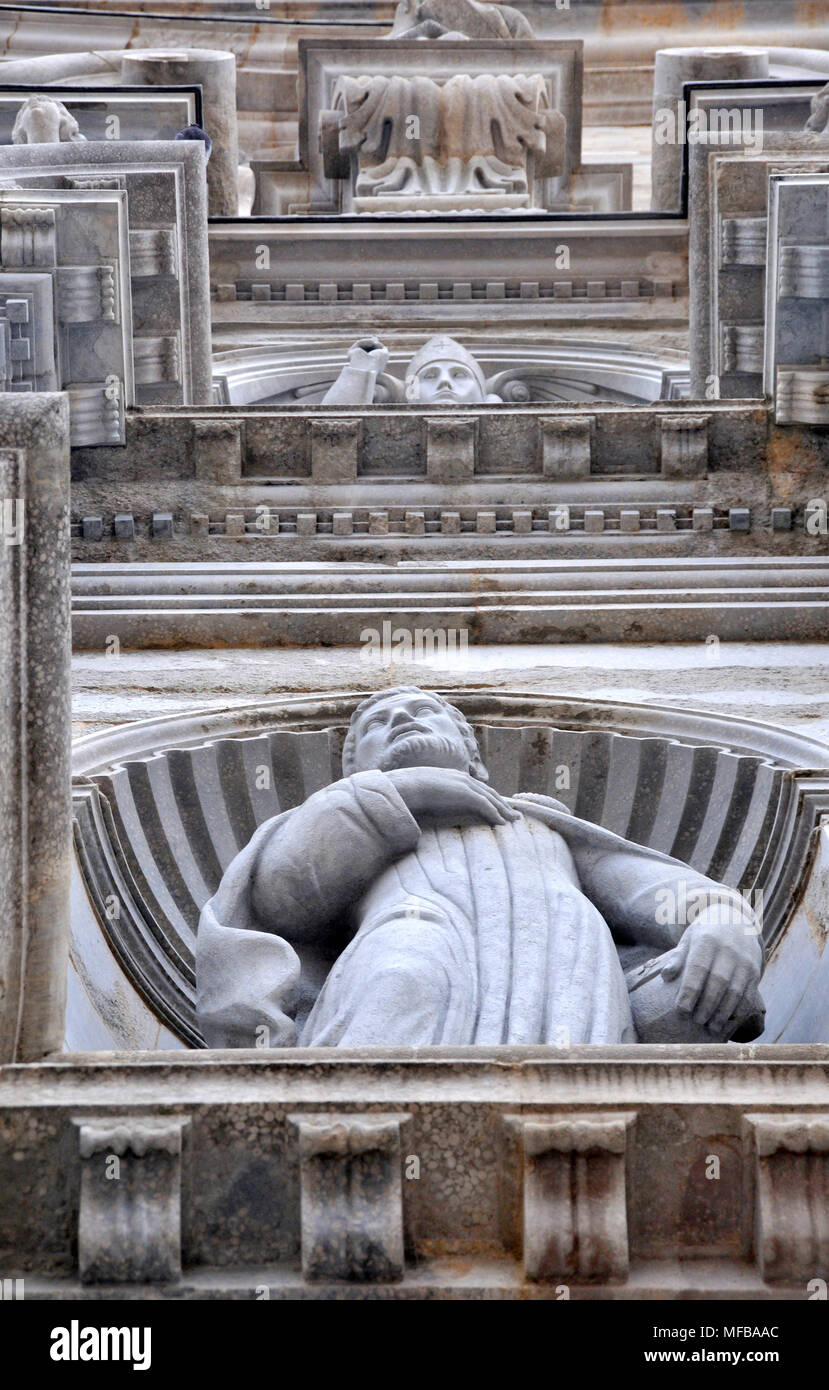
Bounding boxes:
[212,340,690,407]
[71,691,829,1047]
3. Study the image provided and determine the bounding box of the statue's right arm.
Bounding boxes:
[249,769,421,941]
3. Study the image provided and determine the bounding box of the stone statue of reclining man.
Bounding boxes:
[197,686,765,1049]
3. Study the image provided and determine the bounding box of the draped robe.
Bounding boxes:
[196,769,756,1049]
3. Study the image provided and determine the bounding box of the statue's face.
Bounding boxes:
[412,359,484,404]
[351,692,473,774]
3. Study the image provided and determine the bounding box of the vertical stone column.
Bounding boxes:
[0,394,71,1063]
[121,49,239,217]
[651,48,769,212]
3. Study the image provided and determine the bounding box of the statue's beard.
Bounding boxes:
[378,732,468,772]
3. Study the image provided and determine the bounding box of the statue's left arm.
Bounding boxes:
[567,834,764,1036]
[515,794,763,1037]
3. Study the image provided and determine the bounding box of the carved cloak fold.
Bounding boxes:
[196,770,759,1049]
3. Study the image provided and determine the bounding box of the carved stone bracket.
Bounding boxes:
[659,414,709,478]
[133,334,181,387]
[776,368,829,426]
[539,414,593,477]
[311,416,361,483]
[289,1112,411,1282]
[743,1112,829,1283]
[74,1115,189,1284]
[720,216,767,268]
[192,418,242,483]
[501,1111,636,1283]
[128,227,178,280]
[425,415,476,481]
[0,204,56,268]
[721,323,764,376]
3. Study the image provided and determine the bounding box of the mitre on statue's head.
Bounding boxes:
[404,335,500,403]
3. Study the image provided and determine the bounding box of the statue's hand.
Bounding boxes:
[659,904,763,1035]
[383,767,520,830]
[347,338,389,375]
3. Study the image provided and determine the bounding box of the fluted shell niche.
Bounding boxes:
[70,692,829,1049]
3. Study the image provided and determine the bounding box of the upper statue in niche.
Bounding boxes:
[322,335,503,404]
[387,0,534,40]
[196,686,765,1050]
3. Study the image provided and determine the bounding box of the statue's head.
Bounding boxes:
[404,335,488,404]
[342,686,488,780]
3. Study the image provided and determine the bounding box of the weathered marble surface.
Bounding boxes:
[0,393,71,1063]
[0,1046,827,1295]
[11,95,86,145]
[196,686,764,1050]
[0,139,212,406]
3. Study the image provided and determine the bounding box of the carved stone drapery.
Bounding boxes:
[324,71,564,212]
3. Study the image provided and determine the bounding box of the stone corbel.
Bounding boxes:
[720,217,767,268]
[311,416,361,483]
[74,1116,190,1284]
[659,414,709,478]
[289,1112,411,1282]
[539,415,593,478]
[743,1113,829,1283]
[777,244,829,299]
[0,204,57,268]
[129,227,179,280]
[775,368,829,426]
[501,1112,636,1283]
[721,323,764,375]
[67,382,124,448]
[192,417,242,482]
[425,415,476,481]
[56,265,118,324]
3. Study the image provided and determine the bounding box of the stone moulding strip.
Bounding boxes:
[69,557,829,648]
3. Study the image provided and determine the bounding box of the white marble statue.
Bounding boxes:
[11,95,87,145]
[387,0,534,40]
[805,82,829,134]
[322,335,502,404]
[196,687,765,1049]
